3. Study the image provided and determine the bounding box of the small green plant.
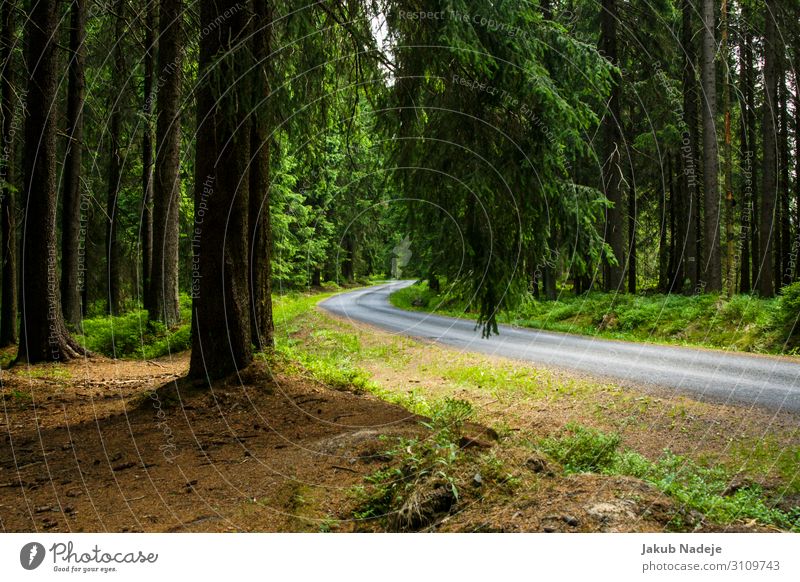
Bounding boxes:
[539,423,621,473]
[352,398,474,526]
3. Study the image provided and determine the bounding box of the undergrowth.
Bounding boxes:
[539,423,800,531]
[75,294,192,359]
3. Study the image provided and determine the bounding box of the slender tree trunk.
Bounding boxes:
[744,3,759,290]
[249,0,274,352]
[17,0,85,362]
[722,0,734,296]
[61,0,86,329]
[738,12,752,293]
[189,0,253,380]
[778,65,791,287]
[0,0,17,346]
[795,55,800,281]
[758,0,778,297]
[600,0,624,291]
[681,0,699,292]
[661,154,672,291]
[149,0,183,325]
[105,2,124,316]
[628,178,636,293]
[141,3,156,308]
[700,0,721,292]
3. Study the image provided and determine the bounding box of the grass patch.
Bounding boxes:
[76,294,192,359]
[538,423,800,531]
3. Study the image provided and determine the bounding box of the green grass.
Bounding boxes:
[75,294,192,359]
[538,423,800,531]
[391,281,800,355]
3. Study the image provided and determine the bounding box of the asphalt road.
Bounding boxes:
[320,281,800,413]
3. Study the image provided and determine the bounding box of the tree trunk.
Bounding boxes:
[681,0,700,293]
[795,51,800,281]
[600,0,624,291]
[248,0,274,352]
[189,0,253,380]
[722,0,734,296]
[149,0,182,325]
[141,2,156,309]
[17,0,85,362]
[61,0,86,329]
[758,0,778,297]
[105,2,124,316]
[778,65,791,287]
[700,0,721,292]
[0,0,17,346]
[660,154,672,292]
[738,11,752,293]
[627,177,636,293]
[744,2,759,291]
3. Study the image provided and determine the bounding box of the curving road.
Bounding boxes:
[320,281,800,413]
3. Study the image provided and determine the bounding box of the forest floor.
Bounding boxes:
[0,291,798,532]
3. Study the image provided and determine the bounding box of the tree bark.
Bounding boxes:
[249,0,274,352]
[600,0,624,291]
[149,0,183,325]
[758,0,778,297]
[738,10,753,293]
[700,0,721,292]
[105,1,124,316]
[0,0,17,346]
[722,0,734,296]
[189,0,253,380]
[17,0,85,362]
[680,0,700,292]
[141,2,156,309]
[61,0,86,329]
[778,63,791,287]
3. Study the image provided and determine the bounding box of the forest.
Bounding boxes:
[1,0,799,536]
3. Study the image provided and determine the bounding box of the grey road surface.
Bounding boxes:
[320,281,800,413]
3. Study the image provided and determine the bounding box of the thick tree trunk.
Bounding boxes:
[0,0,17,346]
[758,0,778,297]
[105,3,124,316]
[61,0,86,329]
[700,0,721,292]
[249,0,274,352]
[189,0,253,380]
[681,0,700,292]
[149,0,182,325]
[141,3,156,308]
[17,0,85,363]
[600,0,624,291]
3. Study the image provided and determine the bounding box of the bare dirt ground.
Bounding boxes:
[0,352,427,532]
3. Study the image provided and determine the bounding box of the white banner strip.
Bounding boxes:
[1,533,798,581]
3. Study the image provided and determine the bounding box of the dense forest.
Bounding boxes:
[0,0,798,374]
